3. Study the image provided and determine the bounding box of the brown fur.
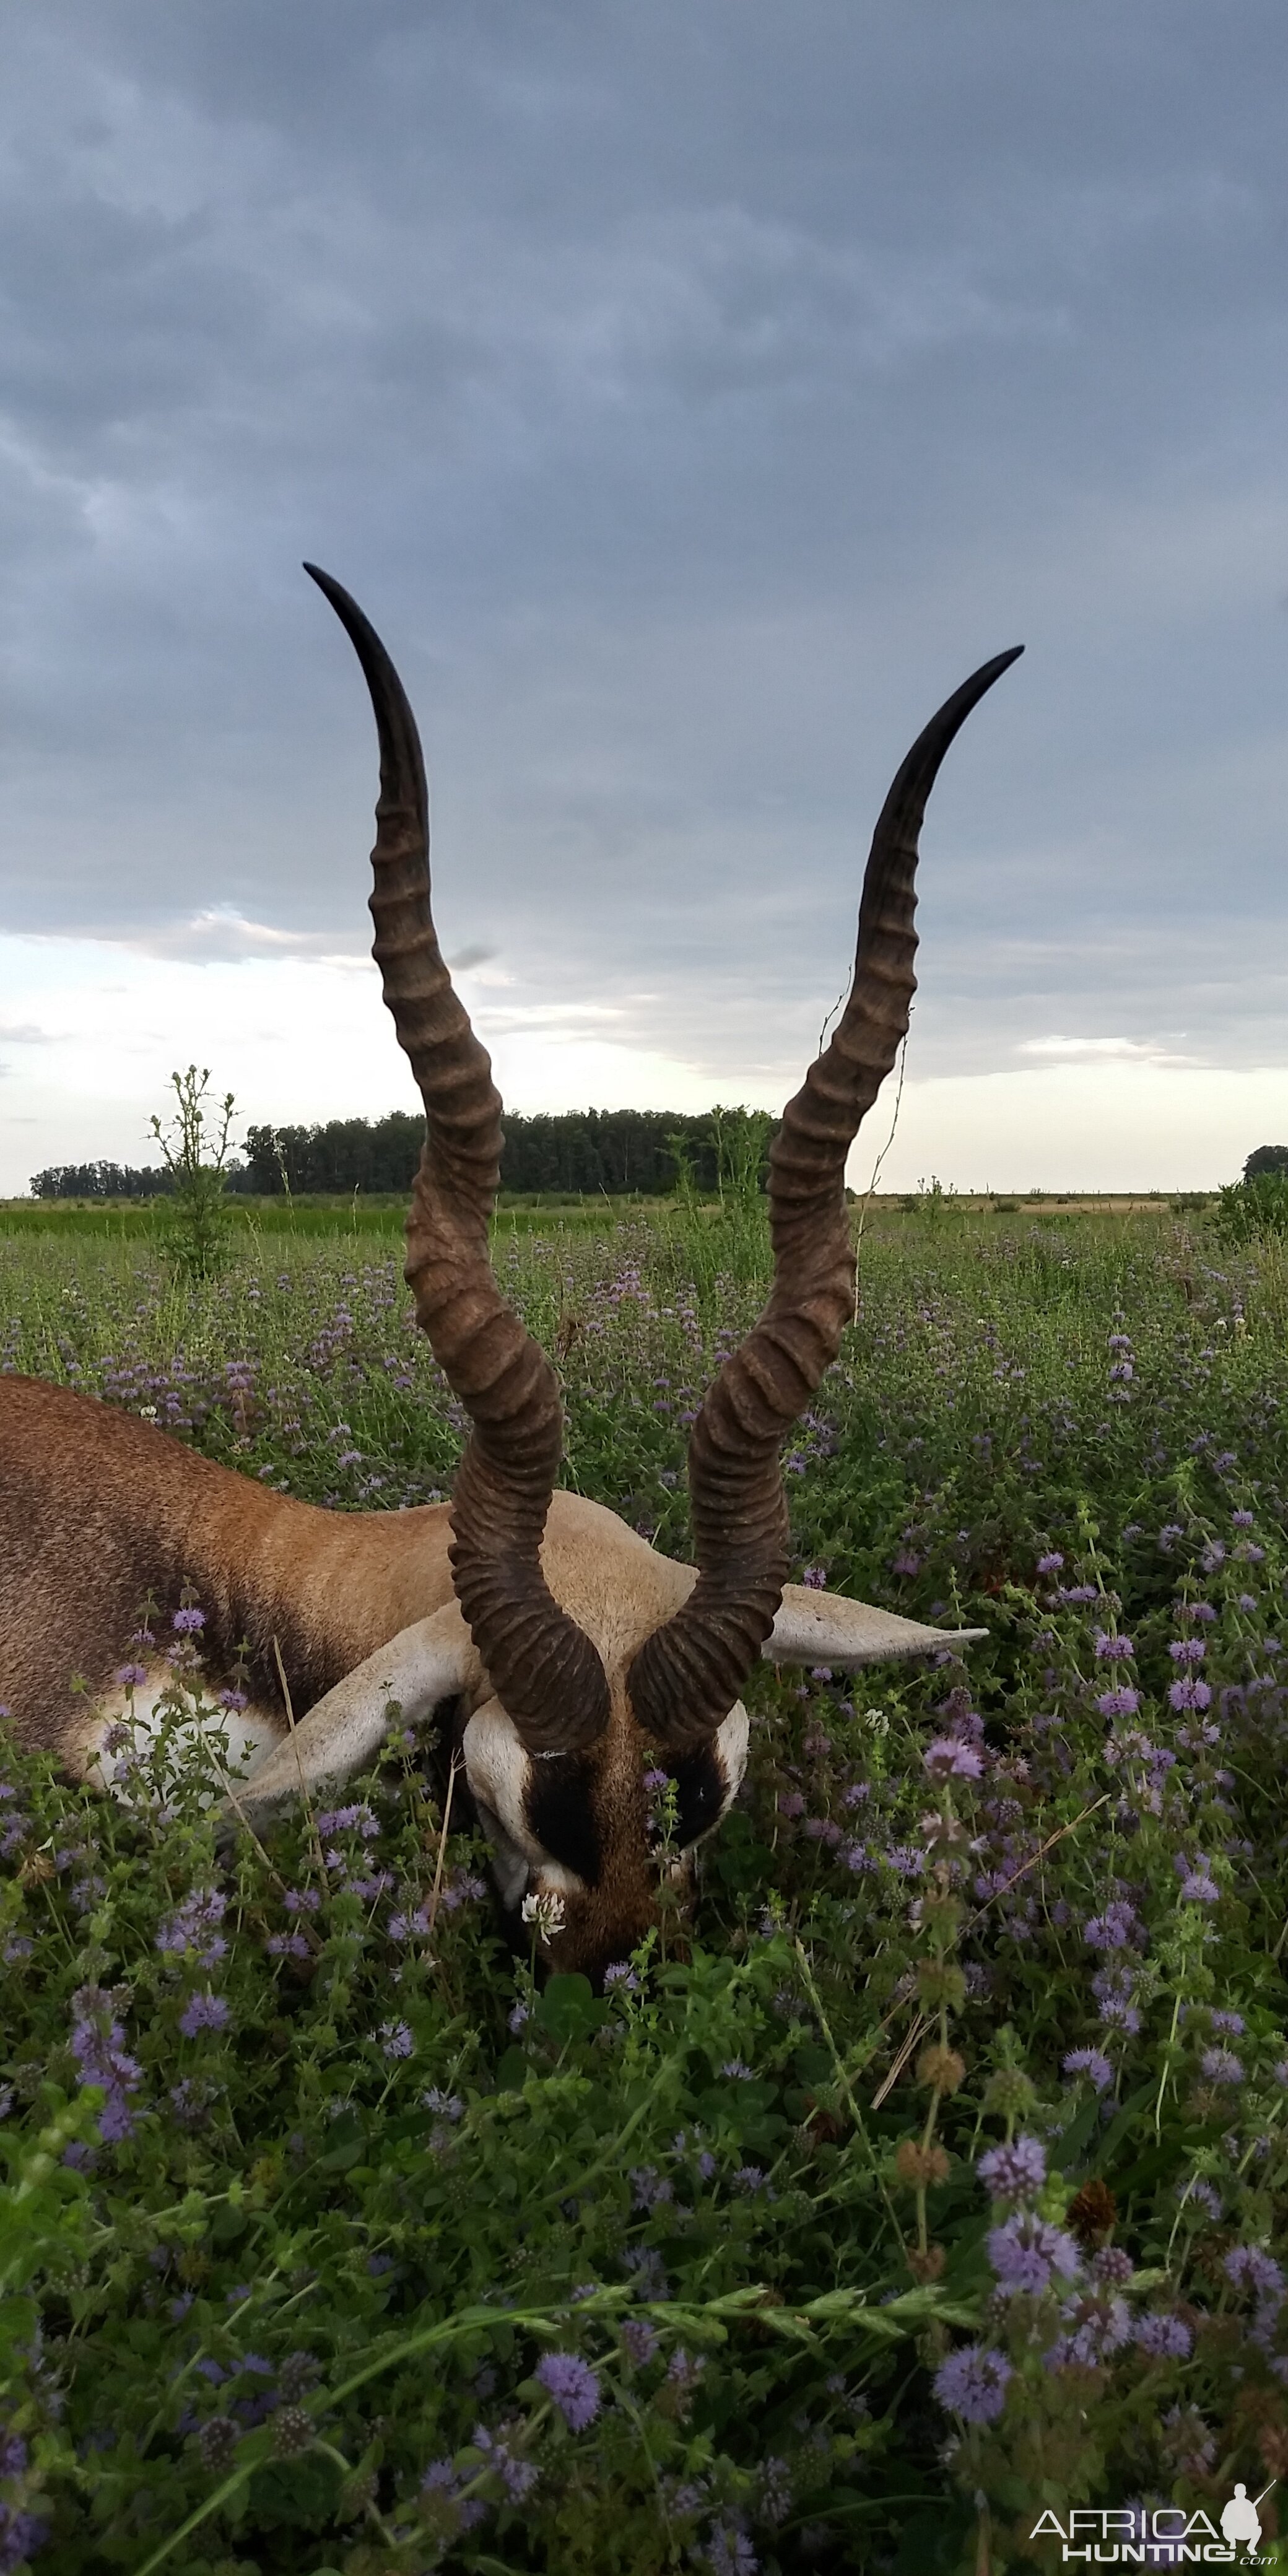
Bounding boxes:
[0,1373,456,1749]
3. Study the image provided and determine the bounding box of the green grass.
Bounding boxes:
[2,1200,1287,2572]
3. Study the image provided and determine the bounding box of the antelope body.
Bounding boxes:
[0,572,1020,1977]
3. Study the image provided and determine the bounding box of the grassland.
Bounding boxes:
[1,1196,1286,2574]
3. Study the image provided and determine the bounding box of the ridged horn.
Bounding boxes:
[630,647,1023,1754]
[305,565,610,1754]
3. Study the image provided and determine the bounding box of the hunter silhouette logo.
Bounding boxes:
[1029,2482,1275,2563]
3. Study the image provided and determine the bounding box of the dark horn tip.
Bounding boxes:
[967,643,1024,696]
[303,561,363,629]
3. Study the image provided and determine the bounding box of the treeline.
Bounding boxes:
[30,1108,767,1201]
[240,1109,747,1196]
[29,1160,258,1201]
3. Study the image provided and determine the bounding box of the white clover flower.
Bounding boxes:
[521,1889,567,1938]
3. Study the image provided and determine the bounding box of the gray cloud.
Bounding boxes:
[1,0,1286,1114]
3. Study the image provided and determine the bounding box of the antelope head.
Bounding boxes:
[238,570,1020,1980]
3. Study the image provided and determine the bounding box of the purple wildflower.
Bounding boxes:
[1224,2245,1284,2304]
[70,1984,142,2142]
[1169,1638,1206,1664]
[421,2087,464,2121]
[472,2424,538,2502]
[535,2351,601,2431]
[1063,2047,1113,2092]
[1134,2312,1193,2358]
[115,1663,149,1688]
[172,1606,206,1634]
[1095,1688,1141,1719]
[707,2525,758,2576]
[420,2458,487,2533]
[0,2507,50,2568]
[630,2166,673,2211]
[379,2021,414,2060]
[977,2136,1046,2205]
[1036,1552,1064,1575]
[933,2343,1012,2425]
[1048,2293,1131,2368]
[1091,2247,1134,2286]
[1199,2047,1243,2086]
[1178,2178,1222,2220]
[988,2215,1082,2295]
[1168,1677,1212,1712]
[923,1736,983,1782]
[156,1888,228,1968]
[885,1843,925,1878]
[1083,1901,1136,1952]
[1094,1632,1134,1661]
[178,1992,230,2037]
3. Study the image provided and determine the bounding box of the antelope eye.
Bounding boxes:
[524,1752,603,1886]
[670,1746,729,1848]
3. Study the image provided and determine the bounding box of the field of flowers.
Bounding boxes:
[2,1200,1287,2574]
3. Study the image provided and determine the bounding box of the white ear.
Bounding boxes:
[765,1583,986,1670]
[233,1601,480,1826]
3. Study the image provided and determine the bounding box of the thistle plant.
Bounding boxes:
[149,1064,238,1281]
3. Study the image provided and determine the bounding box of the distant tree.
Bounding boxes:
[30,1160,174,1199]
[29,1157,254,1200]
[33,1105,776,1203]
[240,1107,752,1197]
[1244,1145,1288,1181]
[241,1113,424,1194]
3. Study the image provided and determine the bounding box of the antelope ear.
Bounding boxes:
[232,1601,481,1828]
[765,1584,986,1670]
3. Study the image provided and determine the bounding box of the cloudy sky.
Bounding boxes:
[2,0,1287,1195]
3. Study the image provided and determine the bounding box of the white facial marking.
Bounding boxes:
[463,1699,590,1900]
[712,1700,750,1818]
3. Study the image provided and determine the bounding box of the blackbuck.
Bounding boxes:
[0,570,1020,1977]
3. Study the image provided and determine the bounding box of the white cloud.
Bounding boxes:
[82,910,368,966]
[0,1020,53,1043]
[1016,1034,1203,1067]
[853,1060,1288,1196]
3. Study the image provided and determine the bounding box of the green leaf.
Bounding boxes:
[535,1973,607,2043]
[315,2110,367,2174]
